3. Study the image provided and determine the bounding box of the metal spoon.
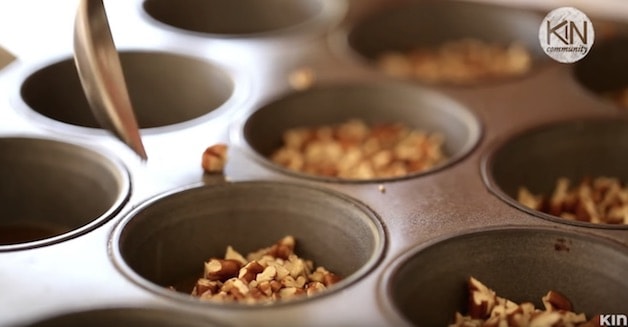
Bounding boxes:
[73,0,147,160]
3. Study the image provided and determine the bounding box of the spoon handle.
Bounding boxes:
[73,0,147,160]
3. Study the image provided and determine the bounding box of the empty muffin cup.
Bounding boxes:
[345,1,544,85]
[110,181,385,306]
[0,137,130,251]
[22,308,225,327]
[381,226,628,327]
[142,0,344,37]
[241,82,481,182]
[574,37,628,110]
[19,51,234,131]
[482,118,628,229]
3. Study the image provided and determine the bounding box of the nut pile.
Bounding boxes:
[270,119,447,180]
[518,176,628,224]
[376,39,532,84]
[184,236,341,304]
[450,277,599,327]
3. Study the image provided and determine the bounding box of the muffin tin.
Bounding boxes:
[1,0,627,326]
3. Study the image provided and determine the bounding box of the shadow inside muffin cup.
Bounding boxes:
[110,181,385,306]
[382,226,628,327]
[482,118,628,229]
[0,137,129,251]
[142,0,342,37]
[23,308,225,327]
[345,0,545,85]
[241,82,482,182]
[573,37,628,110]
[19,51,233,131]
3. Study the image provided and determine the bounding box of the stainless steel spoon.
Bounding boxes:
[73,0,147,160]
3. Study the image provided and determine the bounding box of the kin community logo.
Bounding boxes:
[600,314,628,327]
[539,7,594,63]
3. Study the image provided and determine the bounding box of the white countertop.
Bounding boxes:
[0,0,79,61]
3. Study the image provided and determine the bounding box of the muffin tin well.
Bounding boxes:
[110,181,385,306]
[241,81,481,182]
[343,0,546,85]
[0,0,626,326]
[381,226,628,327]
[0,136,129,251]
[482,118,628,229]
[17,51,234,132]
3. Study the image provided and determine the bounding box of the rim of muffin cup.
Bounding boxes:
[235,80,483,183]
[109,181,387,308]
[140,0,348,39]
[0,136,130,251]
[13,50,242,136]
[21,307,226,327]
[482,117,628,229]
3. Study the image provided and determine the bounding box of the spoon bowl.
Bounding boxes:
[73,0,147,160]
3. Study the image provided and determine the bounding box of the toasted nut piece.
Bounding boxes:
[337,119,369,144]
[507,302,534,327]
[246,247,271,262]
[247,286,265,301]
[542,290,573,312]
[377,52,414,79]
[192,278,220,296]
[256,254,277,267]
[489,297,519,325]
[225,246,247,265]
[204,259,242,282]
[271,148,304,172]
[256,265,277,283]
[310,266,341,287]
[278,287,305,299]
[295,275,307,288]
[257,281,273,297]
[322,272,341,287]
[285,255,307,278]
[273,262,290,281]
[518,187,542,210]
[257,279,283,299]
[270,280,282,293]
[223,278,249,296]
[467,277,496,319]
[309,267,325,283]
[288,67,316,91]
[608,205,628,224]
[549,177,571,215]
[239,261,265,283]
[267,235,296,260]
[281,276,299,288]
[202,143,228,174]
[305,281,326,296]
